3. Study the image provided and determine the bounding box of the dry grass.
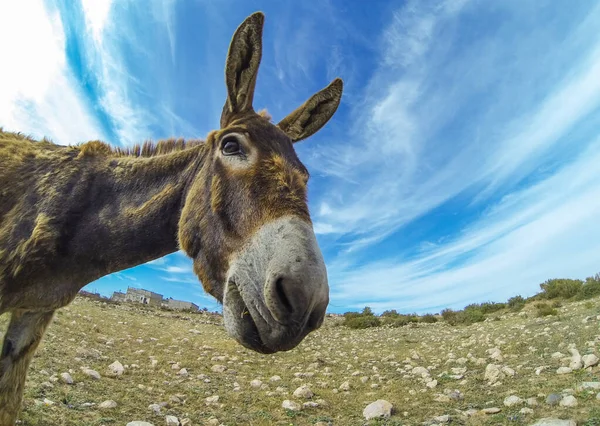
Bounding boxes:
[2,296,600,426]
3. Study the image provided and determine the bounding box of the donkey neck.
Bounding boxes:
[68,143,207,282]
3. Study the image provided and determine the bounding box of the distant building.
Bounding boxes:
[110,287,199,311]
[163,298,199,312]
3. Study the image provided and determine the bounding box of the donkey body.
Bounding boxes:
[0,12,342,424]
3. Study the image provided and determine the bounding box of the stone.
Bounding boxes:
[339,381,351,391]
[433,414,450,423]
[180,419,191,426]
[303,401,319,408]
[205,395,219,404]
[426,379,438,388]
[559,395,577,407]
[556,367,572,375]
[269,375,281,382]
[250,379,263,388]
[583,354,599,368]
[504,395,522,407]
[568,348,582,370]
[81,368,101,380]
[481,407,501,414]
[363,399,393,420]
[107,360,125,376]
[577,381,600,391]
[520,407,534,414]
[165,416,179,426]
[211,365,226,373]
[126,423,155,426]
[293,385,313,399]
[525,397,538,406]
[484,364,503,383]
[98,400,117,409]
[282,400,301,411]
[528,419,576,426]
[545,393,562,405]
[60,372,74,384]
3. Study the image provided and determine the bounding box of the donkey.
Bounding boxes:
[0,11,342,424]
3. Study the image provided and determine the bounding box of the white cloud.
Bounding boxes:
[329,138,600,313]
[0,0,105,144]
[80,0,114,44]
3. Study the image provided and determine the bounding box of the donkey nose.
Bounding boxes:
[265,273,311,324]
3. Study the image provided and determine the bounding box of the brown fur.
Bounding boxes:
[0,11,343,424]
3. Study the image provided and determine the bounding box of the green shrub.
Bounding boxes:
[507,295,526,311]
[382,316,409,327]
[420,314,438,323]
[344,315,381,329]
[440,308,484,326]
[540,278,583,299]
[551,300,563,308]
[577,275,600,300]
[535,302,558,317]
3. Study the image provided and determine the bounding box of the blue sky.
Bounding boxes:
[2,0,600,314]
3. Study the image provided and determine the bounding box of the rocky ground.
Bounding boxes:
[2,296,600,425]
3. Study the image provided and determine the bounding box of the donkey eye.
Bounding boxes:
[221,136,241,155]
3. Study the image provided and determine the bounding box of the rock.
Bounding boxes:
[363,399,393,420]
[148,403,162,414]
[504,395,522,407]
[583,354,599,368]
[107,360,125,376]
[81,368,101,380]
[339,381,351,391]
[60,372,74,384]
[433,414,450,423]
[211,365,226,373]
[484,364,503,383]
[303,401,319,408]
[545,393,562,405]
[205,395,219,404]
[180,419,191,426]
[165,415,180,426]
[501,366,516,376]
[434,394,451,403]
[577,381,600,391]
[250,379,263,388]
[269,375,282,382]
[412,366,430,377]
[98,400,117,409]
[556,367,572,375]
[568,348,582,370]
[126,423,155,426]
[293,385,313,399]
[559,395,577,407]
[525,397,538,406]
[426,379,438,388]
[528,419,576,426]
[481,407,501,414]
[520,407,534,414]
[282,400,301,411]
[177,368,188,376]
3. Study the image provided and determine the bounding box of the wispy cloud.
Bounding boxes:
[0,0,106,144]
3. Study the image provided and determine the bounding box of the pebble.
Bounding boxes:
[481,407,501,414]
[559,395,577,407]
[529,419,576,426]
[546,393,562,405]
[503,395,522,407]
[98,400,117,409]
[556,367,572,375]
[60,372,74,384]
[282,400,301,411]
[165,416,179,426]
[293,385,313,399]
[107,360,125,376]
[363,399,393,420]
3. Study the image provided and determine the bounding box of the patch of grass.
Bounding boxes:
[535,302,558,317]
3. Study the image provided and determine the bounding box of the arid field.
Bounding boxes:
[3,295,600,426]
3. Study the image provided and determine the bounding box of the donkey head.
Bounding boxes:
[178,12,343,353]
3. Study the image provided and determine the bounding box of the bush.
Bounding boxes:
[344,315,381,329]
[535,302,558,317]
[382,316,409,327]
[440,308,484,326]
[420,314,438,323]
[577,275,600,300]
[540,278,583,299]
[507,295,526,311]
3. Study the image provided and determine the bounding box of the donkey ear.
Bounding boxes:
[220,12,265,128]
[277,78,343,143]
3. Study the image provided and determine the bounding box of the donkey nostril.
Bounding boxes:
[275,276,294,314]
